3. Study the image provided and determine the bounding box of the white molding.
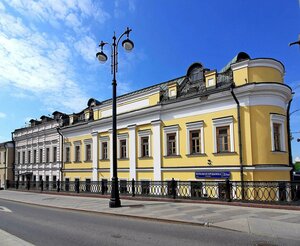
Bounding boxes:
[138,130,152,158]
[128,125,136,180]
[212,116,234,153]
[152,120,162,180]
[161,166,292,171]
[163,125,179,156]
[270,114,286,152]
[186,121,204,155]
[231,59,284,75]
[117,133,129,159]
[92,132,98,181]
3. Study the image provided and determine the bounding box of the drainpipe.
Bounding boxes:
[11,132,15,182]
[230,85,244,200]
[287,98,293,181]
[56,127,64,182]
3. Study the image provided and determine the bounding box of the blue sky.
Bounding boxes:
[0,0,299,161]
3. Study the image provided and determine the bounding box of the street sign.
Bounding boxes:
[195,171,230,179]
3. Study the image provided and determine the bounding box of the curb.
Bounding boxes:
[6,189,300,211]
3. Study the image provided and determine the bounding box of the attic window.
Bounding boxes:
[189,68,202,82]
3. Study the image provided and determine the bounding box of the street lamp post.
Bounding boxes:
[96,27,134,208]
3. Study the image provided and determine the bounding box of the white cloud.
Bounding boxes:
[295,157,300,162]
[74,36,98,64]
[3,0,110,32]
[0,3,92,112]
[0,112,7,118]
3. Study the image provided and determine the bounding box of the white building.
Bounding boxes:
[12,112,66,184]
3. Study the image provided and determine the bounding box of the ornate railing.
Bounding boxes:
[5,179,300,205]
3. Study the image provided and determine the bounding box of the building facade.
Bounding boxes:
[12,112,67,184]
[59,53,292,183]
[0,141,14,188]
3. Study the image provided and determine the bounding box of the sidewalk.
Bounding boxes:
[0,190,300,242]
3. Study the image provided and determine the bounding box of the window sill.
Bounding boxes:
[118,158,129,161]
[212,151,237,155]
[163,155,181,158]
[74,161,82,163]
[99,159,110,161]
[186,153,206,157]
[271,151,287,154]
[84,160,92,163]
[138,156,153,160]
[64,161,71,164]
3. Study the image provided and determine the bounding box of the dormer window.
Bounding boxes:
[189,67,202,82]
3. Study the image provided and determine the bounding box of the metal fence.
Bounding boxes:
[5,179,300,205]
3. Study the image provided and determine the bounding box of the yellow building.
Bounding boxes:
[61,52,292,184]
[0,141,14,188]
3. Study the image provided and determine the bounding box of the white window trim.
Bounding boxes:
[84,139,92,162]
[99,136,109,160]
[163,125,179,156]
[74,141,81,162]
[64,143,71,162]
[117,133,129,159]
[270,114,286,151]
[186,121,204,155]
[138,130,151,158]
[212,117,234,153]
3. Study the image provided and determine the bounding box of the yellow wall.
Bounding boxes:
[248,67,283,83]
[253,171,290,181]
[250,106,288,165]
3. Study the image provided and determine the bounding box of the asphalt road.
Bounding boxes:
[0,198,298,246]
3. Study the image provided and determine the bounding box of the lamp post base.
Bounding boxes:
[109,177,121,208]
[109,198,121,208]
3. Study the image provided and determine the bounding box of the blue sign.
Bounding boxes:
[195,171,230,179]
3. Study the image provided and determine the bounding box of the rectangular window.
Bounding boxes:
[216,126,230,152]
[273,123,281,151]
[190,130,201,154]
[75,145,80,162]
[28,150,31,163]
[86,144,91,161]
[167,133,177,156]
[53,147,57,162]
[33,150,37,163]
[46,148,50,163]
[66,147,70,162]
[18,152,20,164]
[39,149,43,163]
[141,136,149,157]
[120,139,127,159]
[22,151,25,164]
[102,142,108,160]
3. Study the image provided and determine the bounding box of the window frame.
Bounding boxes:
[65,144,71,162]
[212,117,234,153]
[163,125,179,156]
[53,146,57,163]
[117,134,129,159]
[186,121,204,155]
[74,141,81,162]
[138,130,151,158]
[46,147,50,163]
[99,136,109,160]
[216,126,230,153]
[270,114,286,152]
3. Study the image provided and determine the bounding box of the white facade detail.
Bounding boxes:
[152,120,162,180]
[91,132,98,181]
[128,125,136,180]
[212,116,234,153]
[270,114,286,152]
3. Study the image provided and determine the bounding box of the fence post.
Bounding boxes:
[132,178,135,197]
[172,178,176,199]
[75,180,79,193]
[225,179,231,202]
[101,180,104,195]
[27,179,30,191]
[40,179,44,192]
[57,180,60,192]
[6,180,10,189]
